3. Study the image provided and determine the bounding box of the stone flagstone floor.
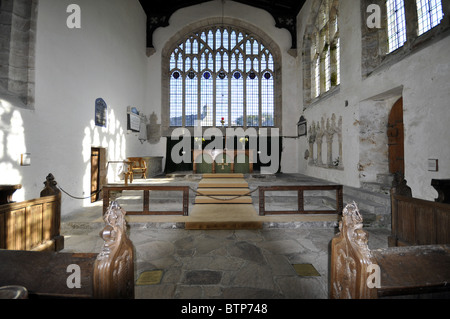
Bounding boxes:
[62,218,390,299]
[61,173,391,299]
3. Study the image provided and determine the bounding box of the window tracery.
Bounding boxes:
[167,26,276,129]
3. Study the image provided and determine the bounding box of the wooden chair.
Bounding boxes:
[126,157,147,181]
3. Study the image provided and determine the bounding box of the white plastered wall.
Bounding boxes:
[0,0,148,215]
[297,0,450,201]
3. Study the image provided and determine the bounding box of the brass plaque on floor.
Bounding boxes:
[293,264,321,277]
[136,270,163,286]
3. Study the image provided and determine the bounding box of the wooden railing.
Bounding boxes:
[102,185,190,216]
[258,185,343,216]
[0,174,64,251]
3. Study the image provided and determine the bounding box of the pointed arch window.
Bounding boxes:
[168,26,277,128]
[304,0,340,103]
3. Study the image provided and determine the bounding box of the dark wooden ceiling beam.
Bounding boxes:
[138,0,305,51]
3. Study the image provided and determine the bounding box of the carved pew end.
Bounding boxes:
[93,201,135,299]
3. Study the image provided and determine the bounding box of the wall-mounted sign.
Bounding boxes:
[127,107,141,132]
[297,116,307,137]
[95,98,107,128]
[428,159,439,172]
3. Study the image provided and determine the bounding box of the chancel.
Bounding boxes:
[0,0,449,301]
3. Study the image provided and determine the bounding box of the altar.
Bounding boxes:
[193,149,254,174]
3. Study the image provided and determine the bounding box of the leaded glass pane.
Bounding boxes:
[416,0,444,35]
[386,0,407,52]
[168,26,276,128]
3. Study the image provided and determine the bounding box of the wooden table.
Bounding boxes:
[0,184,22,205]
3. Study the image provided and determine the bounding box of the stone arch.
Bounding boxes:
[308,113,343,170]
[161,17,283,136]
[358,87,403,188]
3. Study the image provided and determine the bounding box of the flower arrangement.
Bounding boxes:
[194,137,206,144]
[220,117,225,126]
[239,137,249,144]
[194,137,206,150]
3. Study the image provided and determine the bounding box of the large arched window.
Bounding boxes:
[303,0,340,104]
[163,23,279,133]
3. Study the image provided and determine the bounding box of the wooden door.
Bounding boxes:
[388,98,405,176]
[91,148,100,203]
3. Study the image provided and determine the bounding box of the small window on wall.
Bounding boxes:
[386,0,407,52]
[416,0,444,35]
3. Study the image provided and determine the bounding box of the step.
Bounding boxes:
[198,179,249,188]
[343,185,391,207]
[342,194,389,216]
[361,182,391,194]
[202,173,245,179]
[195,196,253,204]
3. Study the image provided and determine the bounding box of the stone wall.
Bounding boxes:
[0,0,37,107]
[297,0,450,201]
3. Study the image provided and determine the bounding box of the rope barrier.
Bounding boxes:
[58,184,259,202]
[57,185,103,200]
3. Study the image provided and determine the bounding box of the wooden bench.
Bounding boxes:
[0,174,64,252]
[0,201,134,299]
[330,202,450,299]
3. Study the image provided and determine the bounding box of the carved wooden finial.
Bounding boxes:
[40,174,61,197]
[331,202,377,299]
[93,201,134,299]
[391,172,412,197]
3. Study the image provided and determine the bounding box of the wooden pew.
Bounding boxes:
[0,201,134,299]
[0,174,64,252]
[330,202,450,299]
[389,176,450,247]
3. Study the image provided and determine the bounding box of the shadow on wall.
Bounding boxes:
[0,98,27,201]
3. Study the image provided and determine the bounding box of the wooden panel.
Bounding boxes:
[0,213,5,248]
[415,205,435,245]
[391,194,450,247]
[42,202,53,242]
[0,251,97,298]
[26,204,43,250]
[436,208,450,244]
[7,209,26,250]
[397,201,415,245]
